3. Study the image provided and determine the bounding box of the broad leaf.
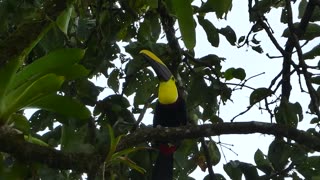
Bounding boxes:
[172,0,195,49]
[198,54,224,68]
[116,156,146,174]
[198,0,232,19]
[11,48,85,91]
[56,6,73,35]
[224,68,246,81]
[303,44,320,60]
[108,69,120,92]
[28,94,91,121]
[268,138,291,171]
[3,74,65,119]
[24,135,48,147]
[223,161,242,180]
[219,26,237,46]
[275,101,302,127]
[238,162,259,180]
[10,113,30,134]
[198,16,219,47]
[249,88,273,105]
[282,23,320,40]
[0,58,21,114]
[254,149,272,175]
[298,0,320,22]
[207,141,221,165]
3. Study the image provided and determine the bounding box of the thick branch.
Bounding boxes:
[1,122,320,173]
[0,127,102,172]
[118,121,320,152]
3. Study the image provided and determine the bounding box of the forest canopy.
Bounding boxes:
[0,0,320,179]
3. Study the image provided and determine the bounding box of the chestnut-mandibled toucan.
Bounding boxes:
[140,50,187,180]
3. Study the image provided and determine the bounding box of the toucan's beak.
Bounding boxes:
[140,50,172,81]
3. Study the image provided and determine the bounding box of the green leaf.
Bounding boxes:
[282,23,320,40]
[28,94,91,121]
[132,70,157,106]
[207,141,221,165]
[298,0,307,19]
[188,74,209,106]
[24,135,48,147]
[299,0,320,22]
[198,0,232,19]
[254,149,272,175]
[224,68,245,81]
[303,44,320,60]
[148,12,161,41]
[10,113,30,134]
[147,0,158,8]
[268,138,291,171]
[138,19,152,42]
[290,146,307,164]
[310,117,319,124]
[275,101,302,127]
[219,26,237,46]
[0,58,21,115]
[238,162,259,180]
[224,68,235,80]
[56,6,74,35]
[3,74,65,119]
[174,139,198,175]
[172,0,196,49]
[76,79,103,106]
[105,125,123,163]
[238,36,245,44]
[11,48,85,91]
[233,68,246,81]
[198,54,224,67]
[204,174,226,180]
[281,8,288,24]
[198,16,219,47]
[108,69,120,92]
[292,102,303,122]
[113,147,150,160]
[223,161,242,180]
[116,156,146,174]
[249,88,273,105]
[251,45,263,53]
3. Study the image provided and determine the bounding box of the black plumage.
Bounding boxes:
[152,96,187,180]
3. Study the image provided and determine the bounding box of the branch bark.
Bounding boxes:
[281,0,316,101]
[1,121,320,173]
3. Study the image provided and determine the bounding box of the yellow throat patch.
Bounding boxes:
[158,77,178,105]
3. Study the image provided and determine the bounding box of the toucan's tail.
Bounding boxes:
[152,152,174,180]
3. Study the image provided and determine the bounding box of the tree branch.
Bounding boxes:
[157,0,182,75]
[281,0,316,101]
[2,121,320,173]
[0,127,102,172]
[117,122,320,152]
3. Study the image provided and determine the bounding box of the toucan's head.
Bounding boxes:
[140,50,178,105]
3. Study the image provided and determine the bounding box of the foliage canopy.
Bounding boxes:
[1,0,320,179]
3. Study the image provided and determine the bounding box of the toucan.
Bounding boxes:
[140,50,187,180]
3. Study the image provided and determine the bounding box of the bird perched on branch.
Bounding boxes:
[140,50,187,180]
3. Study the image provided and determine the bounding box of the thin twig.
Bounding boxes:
[200,138,216,180]
[131,95,156,132]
